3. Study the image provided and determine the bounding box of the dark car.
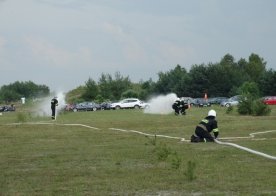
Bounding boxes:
[0,105,16,112]
[73,102,101,112]
[100,102,112,110]
[208,97,228,105]
[191,98,211,107]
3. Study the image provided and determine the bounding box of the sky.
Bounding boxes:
[0,0,276,92]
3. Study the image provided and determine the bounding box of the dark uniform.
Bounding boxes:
[172,99,181,115]
[191,116,219,142]
[51,97,58,120]
[172,99,189,115]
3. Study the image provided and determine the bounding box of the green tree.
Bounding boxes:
[121,89,139,98]
[0,81,49,102]
[188,64,209,97]
[98,73,113,100]
[258,69,276,96]
[154,65,190,97]
[244,53,266,82]
[82,78,99,101]
[110,72,131,100]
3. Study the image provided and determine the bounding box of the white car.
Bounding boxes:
[110,98,149,110]
[220,95,241,107]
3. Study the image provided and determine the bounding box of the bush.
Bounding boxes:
[226,105,234,114]
[252,100,271,116]
[237,97,253,115]
[237,96,271,116]
[184,160,197,181]
[170,151,182,170]
[155,142,171,161]
[16,112,28,123]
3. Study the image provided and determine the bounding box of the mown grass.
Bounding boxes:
[0,105,276,195]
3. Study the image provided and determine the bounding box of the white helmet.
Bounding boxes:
[208,109,216,117]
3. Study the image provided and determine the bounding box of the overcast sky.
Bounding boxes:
[0,0,275,92]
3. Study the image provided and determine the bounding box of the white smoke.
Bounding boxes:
[34,91,66,118]
[144,93,178,114]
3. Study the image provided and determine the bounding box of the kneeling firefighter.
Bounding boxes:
[172,98,189,115]
[190,109,219,142]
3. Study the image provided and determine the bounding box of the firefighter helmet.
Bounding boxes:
[208,109,216,117]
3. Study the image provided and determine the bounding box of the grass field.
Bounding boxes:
[0,105,276,195]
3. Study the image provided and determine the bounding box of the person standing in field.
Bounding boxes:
[51,96,58,120]
[190,109,219,142]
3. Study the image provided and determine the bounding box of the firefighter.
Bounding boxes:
[172,98,181,115]
[190,109,219,142]
[51,96,58,120]
[179,99,189,115]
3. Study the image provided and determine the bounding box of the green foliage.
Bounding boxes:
[121,89,139,99]
[237,81,271,116]
[154,65,190,97]
[82,78,99,101]
[62,53,275,102]
[148,135,157,146]
[252,100,271,116]
[245,53,266,82]
[238,95,271,116]
[65,86,86,103]
[238,81,260,99]
[169,151,182,170]
[16,112,28,123]
[238,96,253,115]
[184,160,197,181]
[0,81,49,102]
[226,105,234,114]
[258,69,276,96]
[155,142,171,161]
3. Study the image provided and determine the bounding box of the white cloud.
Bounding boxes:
[158,41,196,66]
[102,22,147,64]
[0,35,6,53]
[24,36,94,69]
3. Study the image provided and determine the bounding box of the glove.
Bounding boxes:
[214,132,219,139]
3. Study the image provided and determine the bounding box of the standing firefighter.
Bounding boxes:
[51,96,58,120]
[190,109,219,142]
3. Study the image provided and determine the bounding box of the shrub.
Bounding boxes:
[252,100,271,116]
[16,112,27,123]
[226,105,234,114]
[184,160,197,181]
[170,151,182,170]
[237,96,253,115]
[155,142,171,161]
[237,95,271,116]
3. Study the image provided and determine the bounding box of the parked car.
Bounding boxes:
[220,95,241,107]
[100,102,112,110]
[262,96,276,105]
[191,98,211,107]
[110,98,149,110]
[73,102,101,112]
[0,105,16,112]
[208,97,228,105]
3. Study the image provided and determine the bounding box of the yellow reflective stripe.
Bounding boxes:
[213,128,219,132]
[201,119,208,123]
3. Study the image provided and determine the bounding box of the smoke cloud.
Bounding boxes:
[34,91,66,118]
[144,93,177,114]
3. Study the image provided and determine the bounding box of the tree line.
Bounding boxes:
[67,53,276,103]
[1,53,275,103]
[0,81,50,103]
